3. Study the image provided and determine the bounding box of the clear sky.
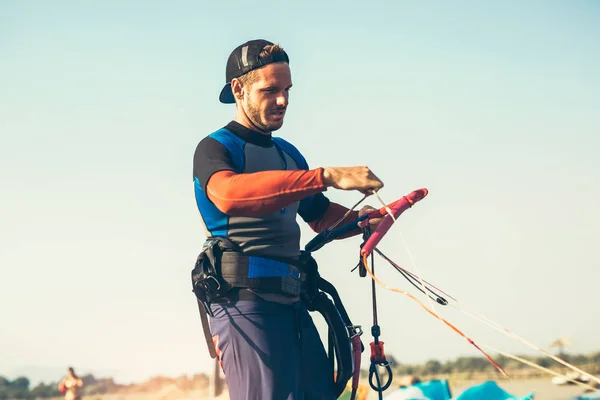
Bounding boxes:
[1,0,599,386]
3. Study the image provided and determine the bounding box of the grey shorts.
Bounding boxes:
[210,299,336,400]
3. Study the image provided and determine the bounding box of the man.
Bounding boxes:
[192,39,385,400]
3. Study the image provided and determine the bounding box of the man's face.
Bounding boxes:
[239,62,292,133]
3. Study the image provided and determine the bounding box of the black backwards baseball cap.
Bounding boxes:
[219,39,290,104]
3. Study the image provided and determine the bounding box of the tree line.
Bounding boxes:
[0,372,210,399]
[0,376,59,400]
[386,351,600,377]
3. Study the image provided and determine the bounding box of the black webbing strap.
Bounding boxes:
[218,252,306,296]
[308,289,354,399]
[196,299,217,359]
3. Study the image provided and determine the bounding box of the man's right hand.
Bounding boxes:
[322,166,384,195]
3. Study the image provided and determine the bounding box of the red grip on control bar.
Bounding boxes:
[360,188,428,257]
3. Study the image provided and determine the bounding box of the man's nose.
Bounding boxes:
[276,91,288,107]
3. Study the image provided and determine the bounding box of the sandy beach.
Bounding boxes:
[68,378,591,400]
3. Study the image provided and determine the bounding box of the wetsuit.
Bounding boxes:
[193,121,360,399]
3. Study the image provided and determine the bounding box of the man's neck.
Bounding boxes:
[225,121,273,147]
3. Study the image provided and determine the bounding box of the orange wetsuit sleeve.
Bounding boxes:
[308,202,361,239]
[206,169,328,216]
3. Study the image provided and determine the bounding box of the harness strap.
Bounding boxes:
[351,335,362,399]
[196,299,217,359]
[313,277,364,400]
[219,252,306,296]
[308,292,353,398]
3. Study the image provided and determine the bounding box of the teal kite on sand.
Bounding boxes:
[383,379,534,400]
[383,379,452,399]
[454,381,534,400]
[570,390,600,400]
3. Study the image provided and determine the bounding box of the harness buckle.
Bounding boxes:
[198,275,221,293]
[347,325,363,339]
[192,282,215,318]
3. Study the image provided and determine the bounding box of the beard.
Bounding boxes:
[245,101,285,133]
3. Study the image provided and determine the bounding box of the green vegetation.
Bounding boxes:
[0,376,58,400]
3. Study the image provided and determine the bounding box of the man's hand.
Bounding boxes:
[322,166,384,195]
[358,205,384,231]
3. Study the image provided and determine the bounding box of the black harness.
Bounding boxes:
[191,237,363,399]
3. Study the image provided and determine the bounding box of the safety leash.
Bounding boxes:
[359,227,393,399]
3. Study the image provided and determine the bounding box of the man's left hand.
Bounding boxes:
[358,205,384,231]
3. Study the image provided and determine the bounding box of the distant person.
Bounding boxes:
[58,367,83,400]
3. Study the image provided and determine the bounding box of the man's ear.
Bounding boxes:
[231,78,244,101]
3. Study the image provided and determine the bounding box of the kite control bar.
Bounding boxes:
[304,189,428,253]
[304,201,396,252]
